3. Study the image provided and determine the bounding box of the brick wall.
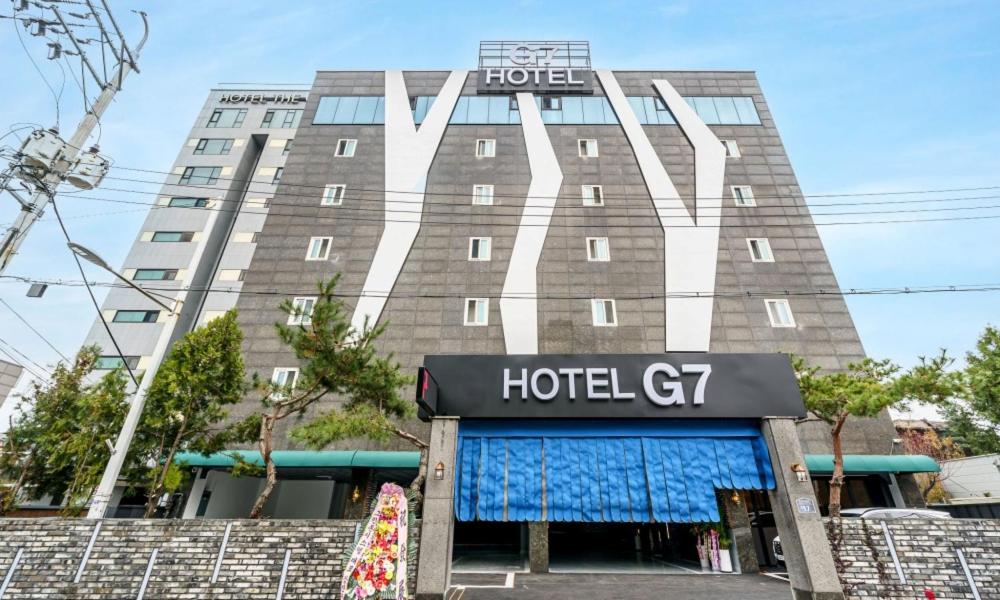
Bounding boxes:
[0,519,419,599]
[828,518,1000,599]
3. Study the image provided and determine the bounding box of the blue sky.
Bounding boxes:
[1,0,999,411]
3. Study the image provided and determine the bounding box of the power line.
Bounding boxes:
[0,297,69,361]
[49,198,138,387]
[33,188,1000,228]
[0,335,52,380]
[2,274,999,301]
[53,187,1000,218]
[98,167,1000,205]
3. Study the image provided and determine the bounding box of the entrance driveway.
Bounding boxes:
[448,572,792,599]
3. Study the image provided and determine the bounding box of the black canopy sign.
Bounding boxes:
[418,353,806,420]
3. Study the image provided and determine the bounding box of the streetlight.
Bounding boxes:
[85,206,219,518]
[67,242,178,313]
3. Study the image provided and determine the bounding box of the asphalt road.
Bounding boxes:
[448,572,792,599]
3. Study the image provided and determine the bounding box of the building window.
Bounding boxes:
[591,299,617,326]
[509,97,519,111]
[335,139,357,157]
[167,197,209,208]
[541,96,561,111]
[283,139,294,155]
[468,237,491,261]
[721,139,740,158]
[179,166,222,186]
[578,139,599,157]
[464,298,489,326]
[193,139,234,155]
[582,185,604,206]
[306,236,332,260]
[765,299,796,328]
[288,297,317,326]
[322,184,346,206]
[475,139,496,158]
[272,167,284,185]
[586,237,610,262]
[747,238,774,262]
[151,231,195,243]
[732,185,755,207]
[207,108,246,128]
[217,269,247,282]
[95,355,140,370]
[271,367,298,389]
[261,109,302,129]
[472,184,494,206]
[133,269,178,281]
[112,310,159,323]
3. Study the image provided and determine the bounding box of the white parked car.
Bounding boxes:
[772,507,951,565]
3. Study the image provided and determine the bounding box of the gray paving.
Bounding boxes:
[449,572,792,599]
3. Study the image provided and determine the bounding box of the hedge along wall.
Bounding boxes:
[828,517,1000,599]
[0,518,419,599]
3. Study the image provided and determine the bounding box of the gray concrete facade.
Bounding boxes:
[233,69,894,453]
[80,88,308,378]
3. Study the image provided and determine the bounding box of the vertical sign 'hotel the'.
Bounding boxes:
[77,40,939,599]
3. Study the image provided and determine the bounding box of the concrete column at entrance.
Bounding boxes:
[761,417,845,600]
[722,491,758,574]
[529,521,549,573]
[893,473,926,508]
[416,417,459,600]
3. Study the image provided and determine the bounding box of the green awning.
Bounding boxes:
[172,450,420,469]
[805,454,940,474]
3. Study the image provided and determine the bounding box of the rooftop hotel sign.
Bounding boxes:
[418,353,807,420]
[477,41,594,94]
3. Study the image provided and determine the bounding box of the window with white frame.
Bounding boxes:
[288,297,317,325]
[464,298,489,326]
[217,269,246,282]
[475,139,496,158]
[306,236,332,260]
[271,367,298,389]
[721,139,741,158]
[586,237,610,261]
[747,238,774,262]
[732,185,755,207]
[472,184,494,205]
[578,139,599,157]
[468,237,491,261]
[765,299,795,327]
[334,139,357,157]
[591,299,617,326]
[322,184,346,206]
[582,185,604,206]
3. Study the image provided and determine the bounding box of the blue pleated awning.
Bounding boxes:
[455,420,775,524]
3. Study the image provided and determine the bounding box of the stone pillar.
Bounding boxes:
[722,491,758,574]
[762,417,845,600]
[415,417,459,600]
[181,468,208,519]
[893,473,926,508]
[528,521,549,573]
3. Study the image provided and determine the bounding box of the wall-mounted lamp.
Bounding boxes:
[351,486,361,503]
[434,461,445,480]
[730,491,741,506]
[790,463,809,483]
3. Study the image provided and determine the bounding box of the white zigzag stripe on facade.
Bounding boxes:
[596,70,726,352]
[349,70,467,334]
[499,92,564,354]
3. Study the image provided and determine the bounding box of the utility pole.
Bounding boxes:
[0,2,149,274]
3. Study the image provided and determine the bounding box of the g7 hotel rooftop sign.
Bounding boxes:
[477,41,594,94]
[418,354,807,420]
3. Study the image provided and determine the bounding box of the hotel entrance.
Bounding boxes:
[415,353,844,598]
